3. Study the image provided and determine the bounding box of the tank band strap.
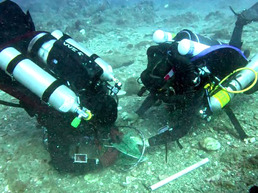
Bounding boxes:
[30,33,56,58]
[6,54,26,75]
[89,54,99,61]
[42,79,64,103]
[227,83,239,91]
[59,34,71,41]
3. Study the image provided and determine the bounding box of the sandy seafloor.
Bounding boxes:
[0,0,258,192]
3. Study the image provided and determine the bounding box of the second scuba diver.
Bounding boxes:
[133,2,258,146]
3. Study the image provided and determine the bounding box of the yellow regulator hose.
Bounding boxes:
[218,67,258,94]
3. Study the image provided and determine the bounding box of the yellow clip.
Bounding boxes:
[204,83,215,92]
[204,83,210,89]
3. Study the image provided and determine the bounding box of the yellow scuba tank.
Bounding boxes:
[209,54,258,112]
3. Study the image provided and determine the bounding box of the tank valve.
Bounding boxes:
[71,107,92,128]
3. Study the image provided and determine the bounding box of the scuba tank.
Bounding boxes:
[27,30,117,84]
[209,54,258,112]
[173,29,222,46]
[153,29,222,46]
[153,30,213,56]
[174,29,222,57]
[153,29,175,43]
[51,30,116,82]
[0,47,91,127]
[177,39,210,56]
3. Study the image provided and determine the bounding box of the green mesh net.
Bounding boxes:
[110,127,147,170]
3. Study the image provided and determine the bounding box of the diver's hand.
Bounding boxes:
[121,112,140,124]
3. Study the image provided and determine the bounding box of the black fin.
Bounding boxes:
[224,106,248,140]
[230,2,258,25]
[176,140,183,149]
[241,2,258,22]
[25,10,36,32]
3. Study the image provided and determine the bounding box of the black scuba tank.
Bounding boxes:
[27,30,115,90]
[174,29,222,46]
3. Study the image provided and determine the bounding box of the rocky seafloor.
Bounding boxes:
[0,0,257,192]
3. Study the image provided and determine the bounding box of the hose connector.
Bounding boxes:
[71,107,92,128]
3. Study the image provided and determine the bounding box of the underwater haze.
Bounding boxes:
[0,0,258,193]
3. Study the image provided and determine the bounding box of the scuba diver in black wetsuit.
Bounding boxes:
[133,2,258,146]
[0,0,122,173]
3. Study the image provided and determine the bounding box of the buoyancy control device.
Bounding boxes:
[141,29,224,94]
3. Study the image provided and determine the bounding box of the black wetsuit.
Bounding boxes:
[229,2,258,49]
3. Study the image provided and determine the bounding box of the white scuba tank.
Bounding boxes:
[153,29,174,44]
[28,30,115,82]
[0,47,80,114]
[178,39,210,56]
